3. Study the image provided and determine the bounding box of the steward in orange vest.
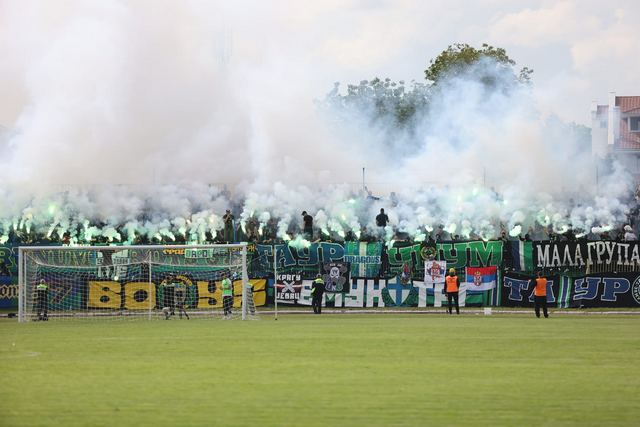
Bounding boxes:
[532,271,549,318]
[445,268,460,315]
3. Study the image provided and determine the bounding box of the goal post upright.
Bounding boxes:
[18,247,24,323]
[273,246,278,321]
[241,245,247,321]
[148,256,152,321]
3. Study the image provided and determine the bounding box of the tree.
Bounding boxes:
[322,43,534,145]
[424,43,533,86]
[322,77,430,130]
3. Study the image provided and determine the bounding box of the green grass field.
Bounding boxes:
[1,313,638,427]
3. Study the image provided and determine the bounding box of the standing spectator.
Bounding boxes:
[174,279,190,320]
[221,272,233,318]
[389,192,399,207]
[35,279,49,321]
[161,275,176,320]
[624,225,637,241]
[532,271,549,318]
[444,268,460,315]
[223,210,235,243]
[301,211,313,240]
[376,208,389,227]
[0,261,10,277]
[311,274,325,314]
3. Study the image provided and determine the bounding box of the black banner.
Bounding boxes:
[275,273,303,303]
[533,241,640,269]
[501,272,561,307]
[569,273,640,308]
[502,272,640,308]
[321,262,351,293]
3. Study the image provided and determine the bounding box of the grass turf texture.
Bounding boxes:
[1,314,638,427]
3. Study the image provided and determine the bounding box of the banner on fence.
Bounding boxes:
[275,273,303,303]
[465,266,497,291]
[424,260,447,286]
[533,241,640,269]
[321,262,351,293]
[569,273,640,308]
[343,242,382,277]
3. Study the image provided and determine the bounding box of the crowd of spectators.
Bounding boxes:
[2,188,638,247]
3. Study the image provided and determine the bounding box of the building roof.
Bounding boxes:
[594,96,640,150]
[616,96,640,113]
[617,96,640,150]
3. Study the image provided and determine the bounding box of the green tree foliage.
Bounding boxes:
[323,43,534,141]
[425,43,533,85]
[323,77,430,129]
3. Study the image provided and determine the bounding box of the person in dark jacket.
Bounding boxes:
[302,211,313,240]
[311,274,325,314]
[376,208,389,227]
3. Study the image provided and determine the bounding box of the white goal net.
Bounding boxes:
[18,244,257,322]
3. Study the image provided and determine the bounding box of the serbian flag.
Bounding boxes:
[465,266,497,291]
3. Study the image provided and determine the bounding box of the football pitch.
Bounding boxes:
[1,313,638,427]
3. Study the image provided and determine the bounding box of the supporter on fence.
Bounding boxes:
[376,208,389,227]
[624,225,637,241]
[301,211,313,240]
[223,210,235,243]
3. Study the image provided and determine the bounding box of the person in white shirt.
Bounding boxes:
[624,225,637,241]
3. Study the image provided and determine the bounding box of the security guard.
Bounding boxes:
[444,268,460,315]
[36,279,49,321]
[311,274,325,314]
[221,272,233,318]
[533,271,549,318]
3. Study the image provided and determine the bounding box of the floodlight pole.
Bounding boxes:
[242,245,248,321]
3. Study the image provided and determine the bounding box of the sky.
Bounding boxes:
[1,0,638,129]
[292,0,639,124]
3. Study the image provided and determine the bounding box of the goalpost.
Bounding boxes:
[18,244,257,322]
